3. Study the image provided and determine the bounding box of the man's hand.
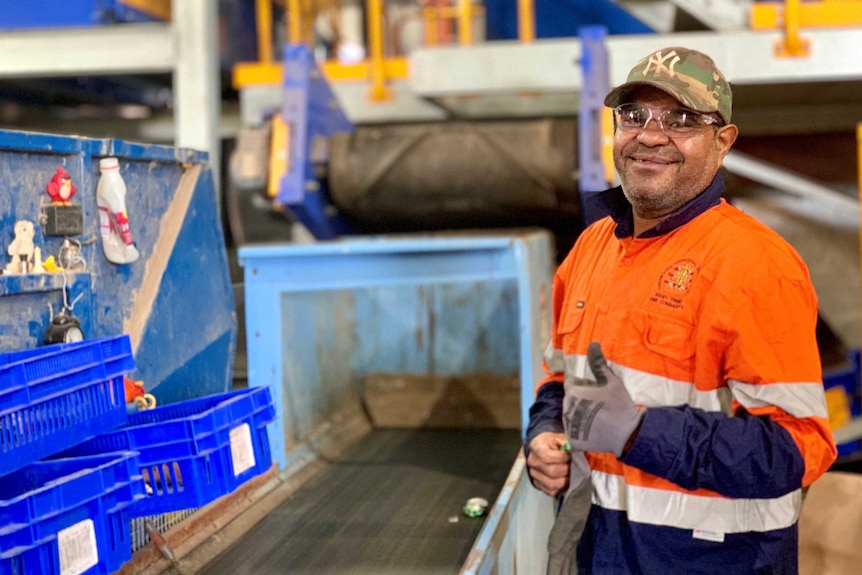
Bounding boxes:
[563,342,644,457]
[526,432,571,497]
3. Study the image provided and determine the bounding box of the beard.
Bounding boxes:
[615,143,714,220]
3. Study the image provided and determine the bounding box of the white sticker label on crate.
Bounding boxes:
[58,518,99,575]
[230,422,256,476]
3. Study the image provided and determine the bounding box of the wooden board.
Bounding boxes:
[361,373,521,429]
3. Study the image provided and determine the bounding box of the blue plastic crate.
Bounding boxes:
[0,335,134,478]
[62,386,275,516]
[0,451,144,575]
[65,386,275,458]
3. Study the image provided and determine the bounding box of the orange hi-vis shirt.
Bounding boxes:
[538,185,836,573]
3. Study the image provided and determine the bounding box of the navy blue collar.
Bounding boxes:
[597,173,726,239]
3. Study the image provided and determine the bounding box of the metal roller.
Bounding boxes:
[328,118,582,233]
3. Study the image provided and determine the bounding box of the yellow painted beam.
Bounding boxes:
[232,62,284,89]
[288,0,302,44]
[255,0,274,63]
[233,58,410,90]
[458,0,472,46]
[322,58,410,82]
[601,107,615,187]
[752,1,862,28]
[268,114,289,199]
[119,0,171,21]
[774,0,811,57]
[517,0,535,43]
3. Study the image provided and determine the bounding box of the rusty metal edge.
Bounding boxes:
[117,404,373,574]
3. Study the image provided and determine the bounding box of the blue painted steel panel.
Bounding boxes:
[0,0,163,29]
[485,0,654,41]
[134,166,236,404]
[240,231,554,470]
[0,128,235,406]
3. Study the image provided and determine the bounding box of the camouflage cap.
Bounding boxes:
[604,47,733,124]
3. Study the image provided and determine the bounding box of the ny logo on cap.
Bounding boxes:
[643,50,681,77]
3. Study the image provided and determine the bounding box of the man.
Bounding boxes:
[525,47,837,574]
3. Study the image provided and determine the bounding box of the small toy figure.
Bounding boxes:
[5,220,36,274]
[124,376,156,411]
[46,166,77,205]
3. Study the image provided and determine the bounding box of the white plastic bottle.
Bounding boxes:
[97,157,139,264]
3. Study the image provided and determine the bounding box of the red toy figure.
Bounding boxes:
[46,166,76,205]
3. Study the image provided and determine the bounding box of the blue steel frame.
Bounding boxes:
[239,231,553,471]
[0,129,235,405]
[279,44,355,239]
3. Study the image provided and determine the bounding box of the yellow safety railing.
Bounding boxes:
[233,1,537,102]
[751,0,862,57]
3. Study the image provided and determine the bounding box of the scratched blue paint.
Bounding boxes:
[135,167,236,403]
[0,128,235,405]
[350,283,519,375]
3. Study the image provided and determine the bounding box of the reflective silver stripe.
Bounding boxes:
[729,379,829,419]
[592,470,802,533]
[554,350,726,412]
[551,347,824,418]
[543,340,566,373]
[616,364,727,412]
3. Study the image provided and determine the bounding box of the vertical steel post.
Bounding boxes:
[255,0,274,61]
[578,26,612,226]
[517,0,535,43]
[173,0,220,199]
[288,0,302,45]
[776,0,810,56]
[858,123,862,300]
[367,0,392,100]
[458,0,472,45]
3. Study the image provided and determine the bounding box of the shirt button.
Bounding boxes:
[623,258,633,266]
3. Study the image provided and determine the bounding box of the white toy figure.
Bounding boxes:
[6,220,36,274]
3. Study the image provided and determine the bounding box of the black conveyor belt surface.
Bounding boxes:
[203,428,522,574]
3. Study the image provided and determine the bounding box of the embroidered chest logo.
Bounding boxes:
[650,259,699,310]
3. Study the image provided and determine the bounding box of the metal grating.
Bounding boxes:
[130,509,199,553]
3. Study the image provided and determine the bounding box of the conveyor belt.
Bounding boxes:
[203,428,522,575]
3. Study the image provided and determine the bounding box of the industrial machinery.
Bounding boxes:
[2,2,862,574]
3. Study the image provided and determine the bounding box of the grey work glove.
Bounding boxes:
[563,342,644,457]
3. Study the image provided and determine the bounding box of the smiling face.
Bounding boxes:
[613,86,738,233]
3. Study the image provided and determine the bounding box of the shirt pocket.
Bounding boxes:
[633,309,696,364]
[559,299,586,337]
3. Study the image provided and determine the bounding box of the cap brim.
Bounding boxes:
[604,80,718,116]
